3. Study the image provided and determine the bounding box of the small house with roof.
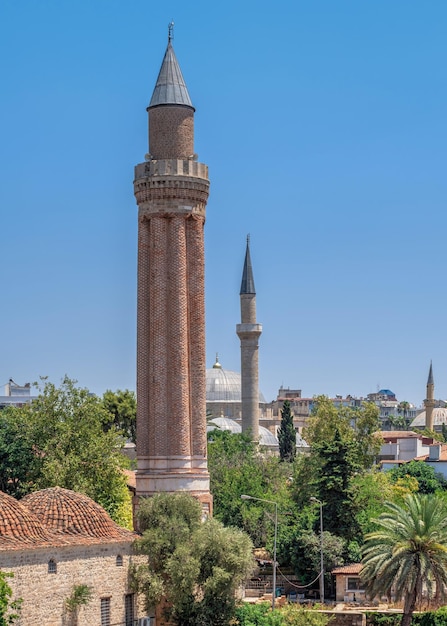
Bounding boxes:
[332,564,365,602]
[0,487,146,626]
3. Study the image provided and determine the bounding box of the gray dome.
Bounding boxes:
[207,417,242,434]
[259,426,278,447]
[206,358,266,403]
[207,417,278,447]
[411,408,447,428]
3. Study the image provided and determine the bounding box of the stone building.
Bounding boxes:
[0,487,145,626]
[133,28,212,514]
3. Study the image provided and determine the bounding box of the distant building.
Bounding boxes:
[0,379,37,409]
[378,430,440,468]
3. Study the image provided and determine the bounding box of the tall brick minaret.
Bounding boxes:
[134,27,212,514]
[236,237,262,440]
[425,361,435,431]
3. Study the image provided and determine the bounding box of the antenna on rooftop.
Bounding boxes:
[168,20,174,42]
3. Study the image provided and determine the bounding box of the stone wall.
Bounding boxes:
[3,541,146,626]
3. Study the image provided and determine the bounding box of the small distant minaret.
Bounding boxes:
[425,361,435,431]
[236,236,262,440]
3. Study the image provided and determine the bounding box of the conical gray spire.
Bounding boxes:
[240,236,256,295]
[427,361,434,385]
[149,39,193,109]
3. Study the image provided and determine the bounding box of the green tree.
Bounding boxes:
[288,529,345,594]
[2,377,132,527]
[362,494,447,626]
[311,428,361,542]
[304,396,381,470]
[0,572,21,626]
[388,461,447,495]
[0,410,39,498]
[132,493,254,626]
[277,400,296,462]
[102,389,136,443]
[208,430,293,548]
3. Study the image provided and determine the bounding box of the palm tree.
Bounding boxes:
[361,494,447,626]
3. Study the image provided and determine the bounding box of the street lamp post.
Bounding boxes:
[310,497,324,604]
[241,494,278,610]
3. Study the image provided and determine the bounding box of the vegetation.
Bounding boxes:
[65,584,92,625]
[0,377,132,526]
[362,494,447,626]
[387,461,447,494]
[131,492,254,626]
[278,400,296,462]
[102,388,136,443]
[0,572,21,626]
[234,602,332,625]
[208,429,293,547]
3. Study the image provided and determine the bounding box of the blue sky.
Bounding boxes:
[1,1,446,406]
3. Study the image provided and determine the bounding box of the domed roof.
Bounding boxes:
[207,417,278,447]
[21,487,132,540]
[259,426,278,447]
[411,408,447,428]
[0,491,51,543]
[207,417,242,434]
[206,357,266,403]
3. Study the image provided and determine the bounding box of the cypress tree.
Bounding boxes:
[278,400,296,462]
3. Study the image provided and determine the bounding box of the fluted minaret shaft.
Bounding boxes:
[236,238,262,440]
[425,361,435,431]
[134,35,211,514]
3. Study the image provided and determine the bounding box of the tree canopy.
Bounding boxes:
[387,460,447,495]
[132,492,254,626]
[0,377,132,527]
[102,388,136,443]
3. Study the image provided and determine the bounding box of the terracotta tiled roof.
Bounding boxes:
[0,487,135,551]
[332,563,363,575]
[0,491,52,542]
[380,431,419,440]
[22,487,134,540]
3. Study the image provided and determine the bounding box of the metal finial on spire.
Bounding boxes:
[247,233,250,245]
[168,21,174,42]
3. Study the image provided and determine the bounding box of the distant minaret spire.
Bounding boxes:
[425,361,435,431]
[236,237,262,440]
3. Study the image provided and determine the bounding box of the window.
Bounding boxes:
[347,577,362,591]
[101,598,111,626]
[48,559,57,574]
[116,555,123,567]
[125,594,134,626]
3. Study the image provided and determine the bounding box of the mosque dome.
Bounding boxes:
[21,487,132,540]
[410,408,447,429]
[0,491,51,543]
[206,356,266,403]
[207,417,242,434]
[207,417,278,447]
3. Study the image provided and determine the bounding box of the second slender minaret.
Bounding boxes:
[425,361,435,431]
[236,237,262,440]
